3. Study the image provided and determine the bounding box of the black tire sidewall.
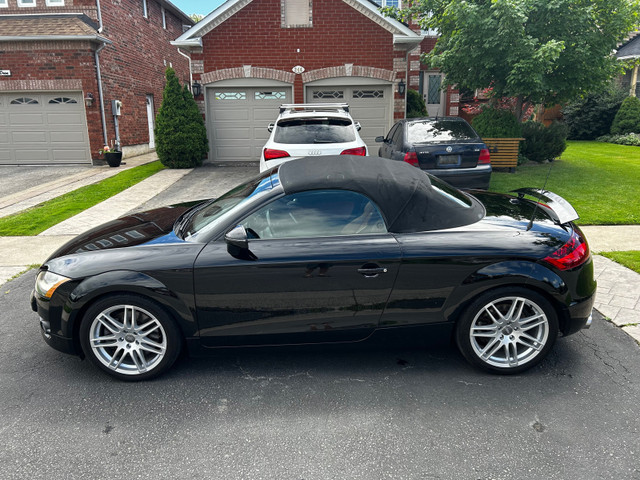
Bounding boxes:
[456,287,559,375]
[79,294,181,381]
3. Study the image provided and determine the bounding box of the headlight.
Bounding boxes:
[35,271,71,299]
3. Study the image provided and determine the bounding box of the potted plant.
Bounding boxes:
[99,144,122,167]
[471,107,524,172]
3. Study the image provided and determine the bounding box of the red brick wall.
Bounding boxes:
[197,0,398,104]
[97,0,190,151]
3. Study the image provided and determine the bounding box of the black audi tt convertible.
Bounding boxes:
[31,156,596,380]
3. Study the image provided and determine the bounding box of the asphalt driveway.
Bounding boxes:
[2,272,639,480]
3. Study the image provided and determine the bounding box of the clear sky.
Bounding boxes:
[170,0,226,16]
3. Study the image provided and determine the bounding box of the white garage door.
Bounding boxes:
[0,92,91,165]
[306,84,392,154]
[207,87,292,162]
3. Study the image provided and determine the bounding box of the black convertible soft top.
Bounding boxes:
[278,155,485,233]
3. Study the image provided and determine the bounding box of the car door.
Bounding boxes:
[193,189,402,347]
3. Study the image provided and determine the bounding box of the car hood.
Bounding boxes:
[45,200,204,262]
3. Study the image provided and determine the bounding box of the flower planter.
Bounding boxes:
[482,138,524,172]
[104,151,123,167]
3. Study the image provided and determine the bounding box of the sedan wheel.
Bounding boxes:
[80,295,181,381]
[456,288,558,374]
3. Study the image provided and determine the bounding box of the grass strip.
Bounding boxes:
[490,141,640,225]
[0,161,165,236]
[600,251,640,274]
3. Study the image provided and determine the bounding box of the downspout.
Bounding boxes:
[95,42,108,146]
[177,48,193,91]
[95,0,103,32]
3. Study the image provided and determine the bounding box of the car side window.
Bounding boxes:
[242,190,387,239]
[386,124,398,143]
[391,123,404,145]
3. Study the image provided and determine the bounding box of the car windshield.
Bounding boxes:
[274,117,356,144]
[179,170,280,239]
[407,119,478,143]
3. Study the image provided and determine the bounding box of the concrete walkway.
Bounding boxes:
[0,158,638,344]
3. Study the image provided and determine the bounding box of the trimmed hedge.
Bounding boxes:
[520,121,568,163]
[611,96,640,135]
[471,108,522,138]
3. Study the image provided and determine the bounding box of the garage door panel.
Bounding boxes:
[208,86,292,162]
[1,92,90,164]
[9,113,45,126]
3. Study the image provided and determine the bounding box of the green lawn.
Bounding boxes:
[600,251,640,274]
[489,141,640,225]
[0,161,165,236]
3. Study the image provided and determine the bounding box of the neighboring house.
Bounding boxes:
[616,32,640,96]
[0,0,193,165]
[172,0,458,163]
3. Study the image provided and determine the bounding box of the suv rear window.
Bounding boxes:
[274,118,356,144]
[407,119,479,143]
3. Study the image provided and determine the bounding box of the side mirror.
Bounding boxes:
[375,136,385,143]
[354,122,362,131]
[267,123,274,133]
[225,225,256,260]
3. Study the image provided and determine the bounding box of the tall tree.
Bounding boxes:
[385,0,640,119]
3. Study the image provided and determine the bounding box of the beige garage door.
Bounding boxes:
[306,85,392,154]
[0,92,91,165]
[207,87,292,162]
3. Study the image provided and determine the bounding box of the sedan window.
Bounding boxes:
[407,119,479,143]
[274,118,356,144]
[243,190,387,239]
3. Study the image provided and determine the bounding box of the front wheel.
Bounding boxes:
[79,294,181,381]
[456,288,559,374]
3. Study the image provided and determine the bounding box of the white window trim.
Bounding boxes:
[142,0,148,18]
[0,0,8,8]
[18,0,37,7]
[45,0,65,5]
[161,6,167,29]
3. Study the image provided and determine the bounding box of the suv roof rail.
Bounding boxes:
[279,103,350,114]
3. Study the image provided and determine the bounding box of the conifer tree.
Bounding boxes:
[155,67,208,168]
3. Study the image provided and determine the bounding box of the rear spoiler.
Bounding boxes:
[511,188,579,225]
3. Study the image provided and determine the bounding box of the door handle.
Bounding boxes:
[357,267,388,277]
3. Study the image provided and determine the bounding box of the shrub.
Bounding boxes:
[471,107,522,138]
[561,83,626,140]
[597,132,640,146]
[611,96,640,135]
[406,89,427,118]
[155,67,208,168]
[520,121,568,163]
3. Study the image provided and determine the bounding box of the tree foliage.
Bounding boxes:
[155,67,208,169]
[611,95,640,134]
[384,0,639,119]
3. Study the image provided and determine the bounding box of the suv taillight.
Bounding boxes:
[340,147,367,156]
[403,151,419,167]
[543,229,590,271]
[479,148,491,164]
[263,148,290,161]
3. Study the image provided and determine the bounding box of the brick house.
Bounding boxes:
[172,0,458,162]
[0,0,193,165]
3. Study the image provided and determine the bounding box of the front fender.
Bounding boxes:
[61,270,197,344]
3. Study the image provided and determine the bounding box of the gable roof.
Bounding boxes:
[616,33,640,60]
[172,0,421,48]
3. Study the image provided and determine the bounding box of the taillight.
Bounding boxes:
[340,146,367,156]
[263,148,290,161]
[403,151,419,167]
[543,229,590,270]
[478,148,491,164]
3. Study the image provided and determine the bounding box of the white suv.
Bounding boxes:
[259,103,368,172]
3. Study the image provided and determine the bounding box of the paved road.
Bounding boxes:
[2,272,639,480]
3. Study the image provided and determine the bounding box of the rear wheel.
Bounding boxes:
[456,288,558,374]
[79,294,181,381]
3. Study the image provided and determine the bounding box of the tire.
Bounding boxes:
[79,294,181,381]
[455,287,559,374]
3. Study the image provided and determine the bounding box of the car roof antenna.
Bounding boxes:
[526,162,554,231]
